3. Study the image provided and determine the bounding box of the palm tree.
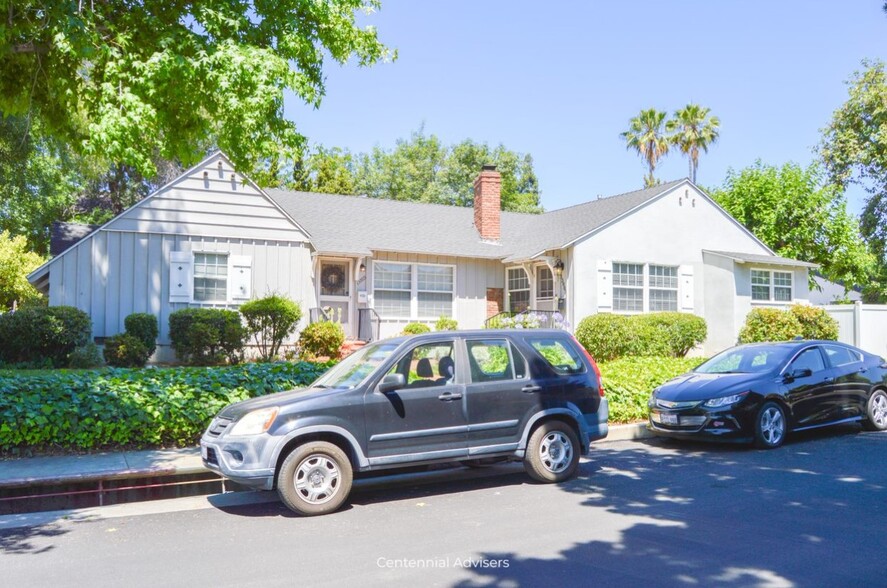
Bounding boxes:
[667,104,720,183]
[621,109,671,187]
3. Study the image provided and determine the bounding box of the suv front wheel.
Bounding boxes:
[524,420,580,483]
[277,441,353,516]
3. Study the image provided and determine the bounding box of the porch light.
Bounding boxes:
[554,258,564,278]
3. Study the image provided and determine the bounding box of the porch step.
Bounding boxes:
[340,339,367,357]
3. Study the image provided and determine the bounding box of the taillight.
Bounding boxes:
[570,334,605,397]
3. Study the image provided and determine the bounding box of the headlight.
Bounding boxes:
[229,407,279,436]
[703,392,748,408]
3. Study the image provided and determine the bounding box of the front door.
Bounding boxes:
[784,346,836,427]
[319,259,353,338]
[363,339,468,465]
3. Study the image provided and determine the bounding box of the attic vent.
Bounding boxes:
[230,173,237,191]
[203,170,209,188]
[218,160,223,177]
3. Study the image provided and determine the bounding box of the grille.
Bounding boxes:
[655,399,700,409]
[207,417,233,437]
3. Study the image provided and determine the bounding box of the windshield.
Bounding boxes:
[310,342,399,389]
[695,345,792,374]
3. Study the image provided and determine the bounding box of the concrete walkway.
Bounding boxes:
[0,423,650,490]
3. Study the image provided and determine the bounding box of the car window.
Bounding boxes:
[466,339,515,382]
[528,338,585,375]
[823,345,861,367]
[790,347,826,374]
[696,346,792,374]
[388,341,456,389]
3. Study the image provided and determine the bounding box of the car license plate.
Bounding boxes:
[660,413,679,425]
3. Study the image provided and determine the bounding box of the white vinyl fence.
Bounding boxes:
[823,302,887,356]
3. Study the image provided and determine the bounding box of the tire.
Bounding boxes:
[862,389,887,432]
[754,401,787,449]
[277,441,353,516]
[524,420,581,483]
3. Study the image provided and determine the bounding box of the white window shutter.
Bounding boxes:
[597,260,612,311]
[230,255,252,300]
[679,264,695,312]
[169,251,193,303]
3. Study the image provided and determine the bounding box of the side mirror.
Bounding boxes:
[785,367,812,382]
[378,373,405,394]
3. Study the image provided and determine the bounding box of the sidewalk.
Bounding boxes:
[0,423,650,494]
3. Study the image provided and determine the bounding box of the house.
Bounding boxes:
[27,151,816,361]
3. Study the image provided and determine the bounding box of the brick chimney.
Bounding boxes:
[473,165,501,242]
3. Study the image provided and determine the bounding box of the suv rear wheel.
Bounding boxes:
[524,420,580,483]
[277,441,353,516]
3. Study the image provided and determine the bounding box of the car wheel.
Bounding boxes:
[862,389,887,431]
[277,441,353,516]
[524,420,580,483]
[754,401,787,449]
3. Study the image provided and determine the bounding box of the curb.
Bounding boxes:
[601,422,653,442]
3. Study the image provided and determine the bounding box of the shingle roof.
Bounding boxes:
[265,179,686,261]
[50,221,98,256]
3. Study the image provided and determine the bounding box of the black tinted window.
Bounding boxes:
[791,348,826,374]
[467,340,514,382]
[824,345,860,366]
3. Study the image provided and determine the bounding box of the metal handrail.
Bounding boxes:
[357,307,381,342]
[484,309,565,329]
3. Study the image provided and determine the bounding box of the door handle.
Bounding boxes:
[822,377,834,384]
[521,385,542,393]
[438,391,463,401]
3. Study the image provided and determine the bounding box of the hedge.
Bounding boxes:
[738,304,839,343]
[0,361,331,453]
[169,308,247,365]
[600,356,704,423]
[576,312,707,360]
[0,306,92,367]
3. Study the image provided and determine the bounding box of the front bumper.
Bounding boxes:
[200,429,279,491]
[647,402,756,444]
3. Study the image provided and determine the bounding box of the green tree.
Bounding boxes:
[0,1,393,181]
[0,230,44,309]
[710,161,876,294]
[621,109,671,187]
[819,60,887,300]
[282,128,543,212]
[667,104,720,183]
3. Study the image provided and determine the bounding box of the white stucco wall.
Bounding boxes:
[569,183,807,355]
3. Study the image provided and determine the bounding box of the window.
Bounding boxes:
[529,338,585,375]
[649,265,678,311]
[752,269,793,302]
[507,268,530,313]
[613,262,644,312]
[418,265,454,317]
[823,345,861,367]
[193,253,228,302]
[613,263,679,312]
[389,341,456,387]
[790,348,826,374]
[372,262,454,319]
[374,263,412,317]
[536,266,554,299]
[467,339,516,382]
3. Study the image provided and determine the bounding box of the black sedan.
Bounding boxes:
[648,340,887,448]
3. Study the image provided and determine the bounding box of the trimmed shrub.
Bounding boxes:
[575,314,635,361]
[738,307,802,343]
[0,306,91,367]
[402,322,431,335]
[600,356,705,423]
[124,313,159,357]
[0,361,333,453]
[68,343,104,369]
[169,308,246,365]
[789,304,839,340]
[435,316,459,331]
[299,321,345,359]
[103,334,151,368]
[240,295,303,361]
[634,312,708,357]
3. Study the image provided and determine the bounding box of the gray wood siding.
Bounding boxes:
[368,251,504,336]
[48,232,314,346]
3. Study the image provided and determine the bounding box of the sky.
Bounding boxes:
[284,1,887,215]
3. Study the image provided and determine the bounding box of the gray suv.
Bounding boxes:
[201,329,608,515]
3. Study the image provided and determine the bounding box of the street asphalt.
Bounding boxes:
[1,426,885,587]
